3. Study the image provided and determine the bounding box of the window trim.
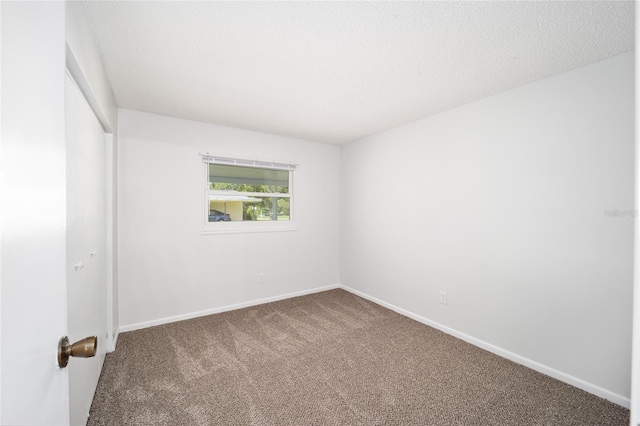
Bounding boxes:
[200,154,297,235]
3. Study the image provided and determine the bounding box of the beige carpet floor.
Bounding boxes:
[88,289,628,425]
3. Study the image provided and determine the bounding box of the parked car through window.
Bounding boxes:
[208,209,231,222]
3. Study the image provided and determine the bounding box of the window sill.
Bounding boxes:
[200,223,297,236]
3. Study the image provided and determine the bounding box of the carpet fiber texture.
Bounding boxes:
[88,289,629,425]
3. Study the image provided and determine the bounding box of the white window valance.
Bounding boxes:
[200,154,297,171]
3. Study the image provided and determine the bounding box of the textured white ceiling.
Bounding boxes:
[83,1,634,145]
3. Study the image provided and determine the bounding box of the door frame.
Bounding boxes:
[631,8,639,424]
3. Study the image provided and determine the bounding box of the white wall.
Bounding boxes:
[341,51,634,403]
[117,109,340,330]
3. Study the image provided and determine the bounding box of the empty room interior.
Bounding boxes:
[1,1,638,425]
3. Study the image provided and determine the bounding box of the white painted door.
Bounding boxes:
[1,2,71,425]
[2,3,111,421]
[65,74,108,426]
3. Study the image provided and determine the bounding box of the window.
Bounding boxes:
[201,155,296,233]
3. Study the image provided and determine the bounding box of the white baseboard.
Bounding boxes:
[118,284,341,333]
[338,284,631,409]
[110,331,119,352]
[105,329,119,353]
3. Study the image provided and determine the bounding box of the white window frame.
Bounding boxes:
[200,154,297,235]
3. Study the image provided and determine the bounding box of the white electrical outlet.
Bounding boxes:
[439,291,447,305]
[259,273,264,283]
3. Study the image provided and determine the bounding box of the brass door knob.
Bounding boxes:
[58,336,97,368]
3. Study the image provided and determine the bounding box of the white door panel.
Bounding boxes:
[2,4,110,425]
[65,74,107,426]
[1,2,70,425]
